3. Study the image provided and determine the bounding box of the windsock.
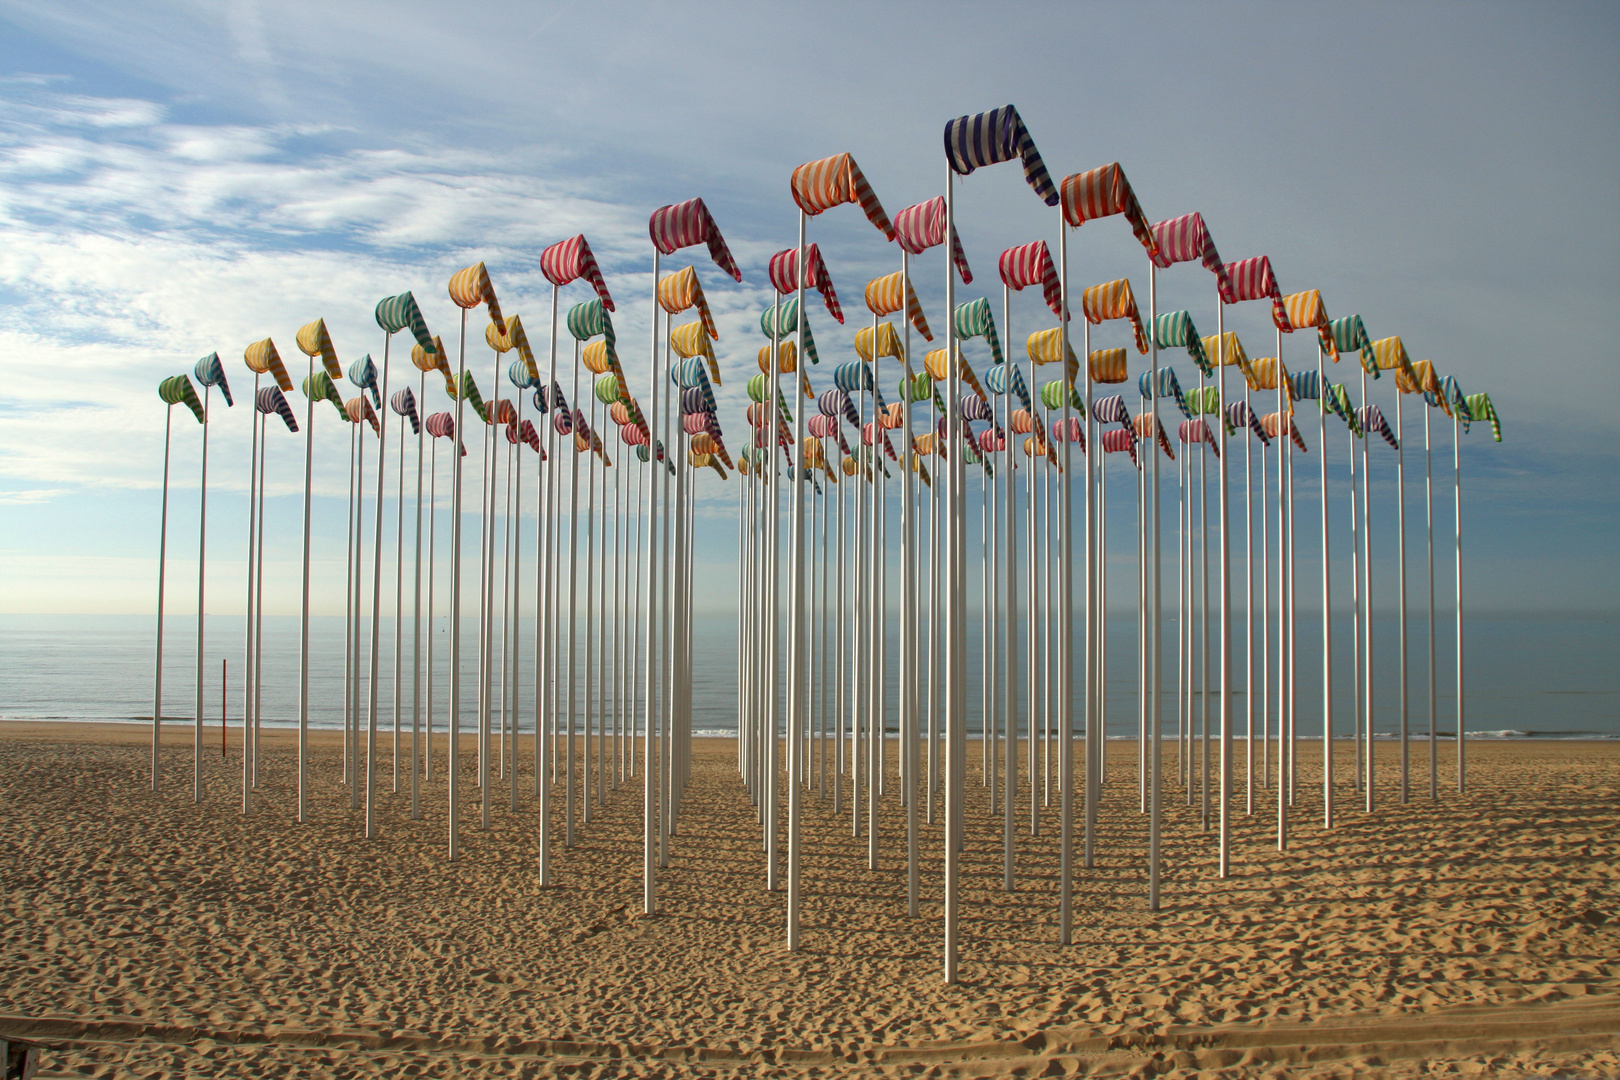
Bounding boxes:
[375,291,436,354]
[302,371,346,419]
[295,318,343,380]
[346,395,380,435]
[649,197,741,281]
[389,386,420,435]
[448,261,504,333]
[541,234,614,310]
[348,354,379,408]
[1060,161,1159,259]
[256,385,298,432]
[769,244,843,322]
[412,335,454,395]
[159,374,205,424]
[244,338,293,392]
[894,196,971,283]
[1149,212,1231,297]
[194,352,233,406]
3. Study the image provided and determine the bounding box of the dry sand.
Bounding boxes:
[0,722,1616,1078]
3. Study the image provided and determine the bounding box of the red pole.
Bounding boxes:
[222,658,228,759]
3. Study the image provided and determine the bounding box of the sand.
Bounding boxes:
[0,722,1616,1078]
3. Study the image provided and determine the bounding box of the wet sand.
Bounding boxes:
[0,722,1616,1078]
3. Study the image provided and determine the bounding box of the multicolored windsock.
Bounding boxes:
[346,395,381,435]
[791,152,895,238]
[1281,290,1338,361]
[1100,427,1139,465]
[1396,359,1445,413]
[256,385,298,432]
[1139,367,1191,419]
[1153,311,1210,376]
[999,240,1064,318]
[1201,331,1256,385]
[954,298,1003,366]
[1187,386,1227,430]
[1288,370,1359,431]
[1093,394,1132,430]
[1179,418,1220,457]
[449,370,488,423]
[389,386,420,435]
[1149,212,1231,297]
[375,291,436,353]
[1220,256,1292,332]
[865,272,932,340]
[1081,278,1148,354]
[659,265,719,341]
[412,335,454,395]
[302,371,346,418]
[761,298,821,367]
[672,321,723,388]
[1060,162,1159,259]
[1358,404,1399,449]
[894,196,972,284]
[850,329,907,378]
[485,399,518,427]
[1039,379,1083,412]
[944,105,1060,206]
[1049,415,1085,450]
[541,234,615,310]
[1026,327,1080,383]
[1251,357,1297,404]
[649,197,741,281]
[194,352,233,406]
[1133,413,1175,459]
[487,313,538,382]
[348,354,379,408]
[1225,400,1271,445]
[509,359,537,391]
[1088,348,1129,385]
[1464,392,1501,442]
[448,262,505,333]
[1371,336,1420,385]
[1262,411,1308,452]
[159,374,205,423]
[1439,375,1472,426]
[1329,315,1379,377]
[926,345,988,402]
[769,244,843,322]
[568,299,632,397]
[832,360,885,408]
[425,411,466,457]
[296,318,343,380]
[244,338,294,392]
[987,362,1032,411]
[510,418,542,456]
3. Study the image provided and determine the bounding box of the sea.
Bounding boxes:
[1,612,1614,740]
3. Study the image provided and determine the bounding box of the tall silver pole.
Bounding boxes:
[153,404,174,790]
[643,252,662,914]
[1396,385,1409,803]
[242,374,261,814]
[194,383,211,805]
[296,352,315,823]
[366,335,392,837]
[1319,343,1334,830]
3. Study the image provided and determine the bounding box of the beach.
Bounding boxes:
[0,723,1615,1078]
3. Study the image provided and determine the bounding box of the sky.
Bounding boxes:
[0,0,1615,618]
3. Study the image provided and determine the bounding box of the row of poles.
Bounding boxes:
[149,103,1503,986]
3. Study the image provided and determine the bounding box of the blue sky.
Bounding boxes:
[0,1,1614,616]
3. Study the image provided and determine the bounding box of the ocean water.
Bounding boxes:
[0,612,1614,739]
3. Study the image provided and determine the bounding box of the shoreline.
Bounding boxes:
[0,717,1612,743]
